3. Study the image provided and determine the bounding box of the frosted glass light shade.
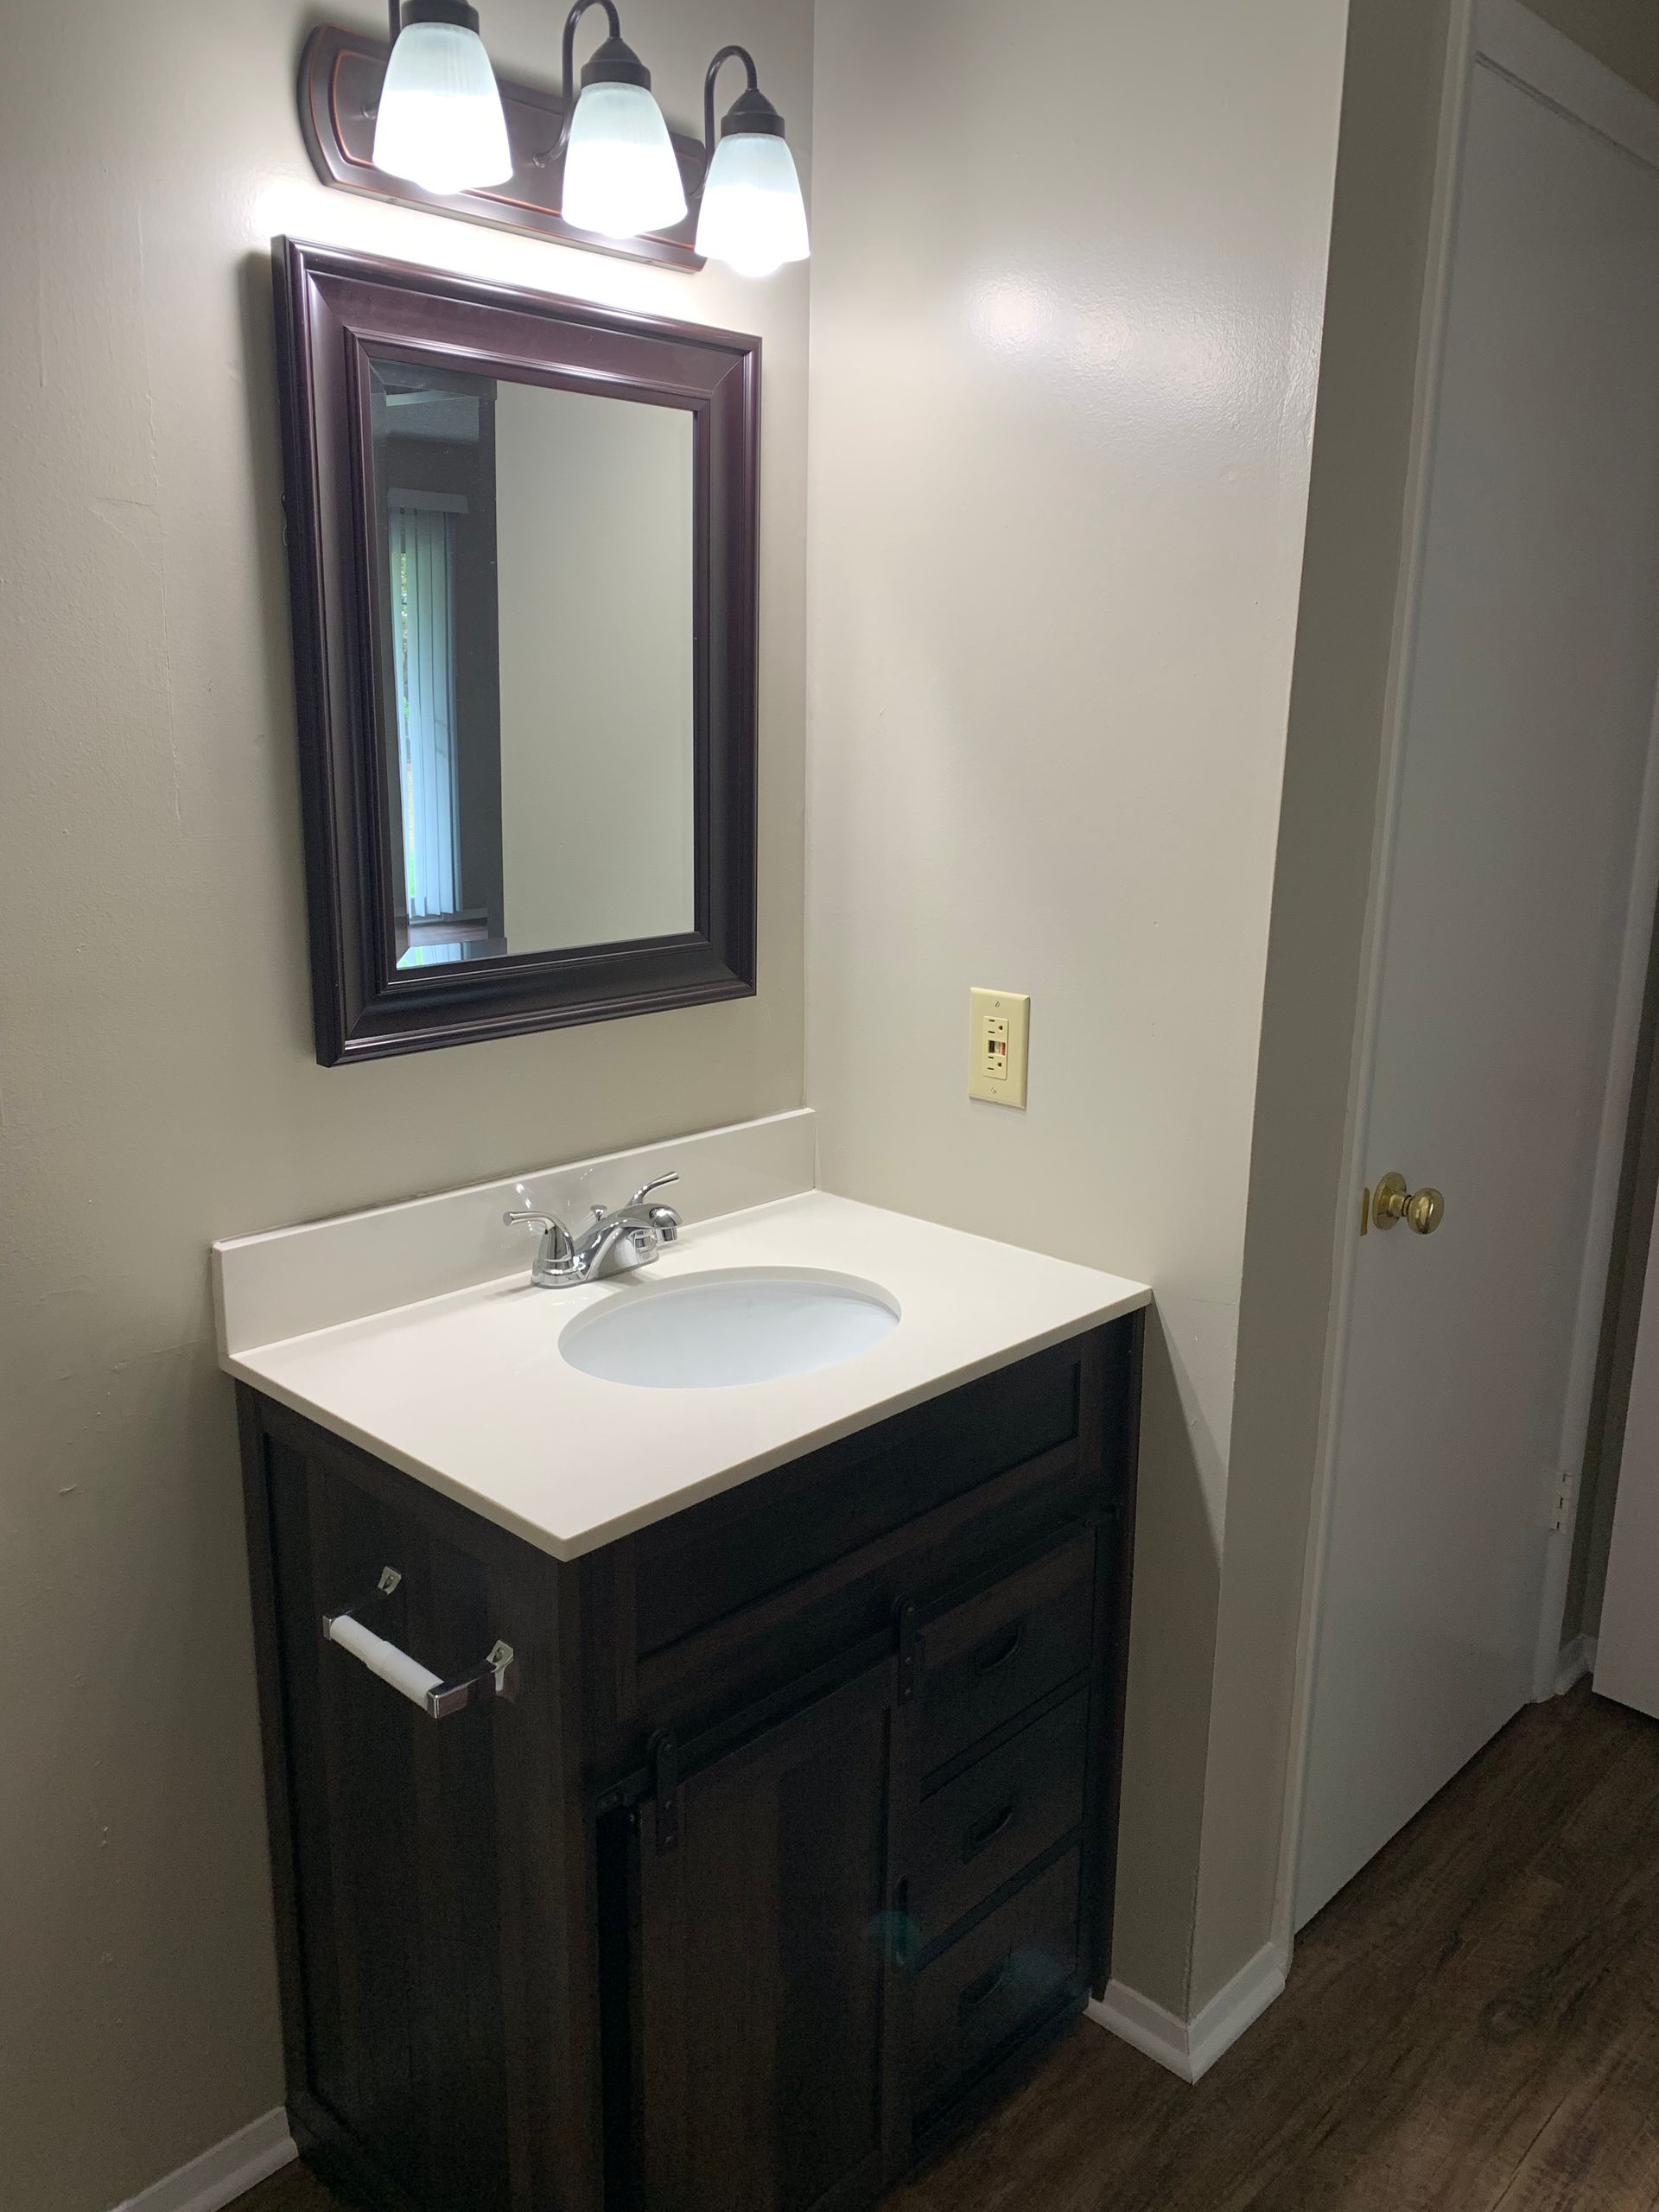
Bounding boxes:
[695,132,810,279]
[562,81,687,238]
[372,20,512,194]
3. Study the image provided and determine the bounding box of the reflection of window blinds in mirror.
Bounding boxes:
[389,501,461,922]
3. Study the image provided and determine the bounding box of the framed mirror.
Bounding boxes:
[271,239,759,1065]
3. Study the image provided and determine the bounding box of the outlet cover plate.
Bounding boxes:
[969,988,1030,1108]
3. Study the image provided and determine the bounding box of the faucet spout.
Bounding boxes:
[582,1212,643,1278]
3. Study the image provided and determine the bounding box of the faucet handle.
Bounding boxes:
[504,1180,555,1233]
[503,1185,575,1272]
[626,1171,679,1208]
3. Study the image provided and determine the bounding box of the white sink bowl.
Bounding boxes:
[558,1268,901,1389]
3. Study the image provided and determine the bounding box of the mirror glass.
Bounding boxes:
[367,357,696,970]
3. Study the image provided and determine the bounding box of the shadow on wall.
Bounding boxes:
[1109,1306,1226,2011]
[1567,872,1659,1639]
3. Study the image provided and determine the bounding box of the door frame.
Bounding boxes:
[1274,0,1659,1956]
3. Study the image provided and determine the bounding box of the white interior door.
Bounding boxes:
[1297,13,1659,1927]
[1598,1223,1659,1719]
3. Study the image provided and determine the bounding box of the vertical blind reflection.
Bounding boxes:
[389,503,461,922]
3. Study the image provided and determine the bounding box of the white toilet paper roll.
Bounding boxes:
[325,1609,444,1710]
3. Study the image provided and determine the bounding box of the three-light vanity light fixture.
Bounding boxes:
[370,0,808,276]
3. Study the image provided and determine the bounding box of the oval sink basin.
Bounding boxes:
[558,1268,900,1389]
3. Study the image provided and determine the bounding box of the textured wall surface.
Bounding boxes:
[804,0,1348,2013]
[0,4,810,2205]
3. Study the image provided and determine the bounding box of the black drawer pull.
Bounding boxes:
[957,1953,1010,2024]
[975,1619,1027,1675]
[962,1797,1018,1862]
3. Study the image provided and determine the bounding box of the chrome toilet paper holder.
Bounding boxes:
[323,1565,517,1719]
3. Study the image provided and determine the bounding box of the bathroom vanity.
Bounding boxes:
[222,1122,1147,2212]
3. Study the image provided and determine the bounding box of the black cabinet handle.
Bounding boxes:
[957,1953,1010,2024]
[961,1797,1018,1862]
[974,1618,1027,1675]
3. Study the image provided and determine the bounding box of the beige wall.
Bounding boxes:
[0,2,810,2205]
[804,0,1349,2012]
[496,384,696,950]
[1193,0,1659,2011]
[1188,0,1452,2007]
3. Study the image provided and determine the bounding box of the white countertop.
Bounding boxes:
[219,1187,1148,1560]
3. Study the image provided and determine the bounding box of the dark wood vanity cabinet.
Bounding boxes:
[238,1314,1141,2212]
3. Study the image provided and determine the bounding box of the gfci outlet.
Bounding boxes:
[968,988,1030,1109]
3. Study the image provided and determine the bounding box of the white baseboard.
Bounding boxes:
[1087,1940,1288,2083]
[110,2109,296,2212]
[1555,1632,1599,1696]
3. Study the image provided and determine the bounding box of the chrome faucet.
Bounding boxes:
[503,1173,680,1289]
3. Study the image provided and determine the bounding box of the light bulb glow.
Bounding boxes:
[694,131,809,278]
[372,21,512,194]
[561,82,687,239]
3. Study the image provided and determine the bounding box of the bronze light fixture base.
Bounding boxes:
[297,22,709,270]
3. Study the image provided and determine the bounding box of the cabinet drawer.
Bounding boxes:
[912,1692,1088,1955]
[912,1847,1082,2121]
[632,1338,1088,1656]
[917,1533,1096,1775]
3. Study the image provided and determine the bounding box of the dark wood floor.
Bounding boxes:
[233,1680,1659,2212]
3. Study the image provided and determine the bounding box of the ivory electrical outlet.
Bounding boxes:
[968,988,1030,1108]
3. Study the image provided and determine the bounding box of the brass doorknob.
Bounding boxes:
[1372,1172,1445,1236]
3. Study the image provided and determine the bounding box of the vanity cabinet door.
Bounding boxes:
[242,1402,599,2212]
[631,1658,904,2212]
[257,1435,519,2211]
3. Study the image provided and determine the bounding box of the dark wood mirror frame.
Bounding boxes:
[271,238,760,1066]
